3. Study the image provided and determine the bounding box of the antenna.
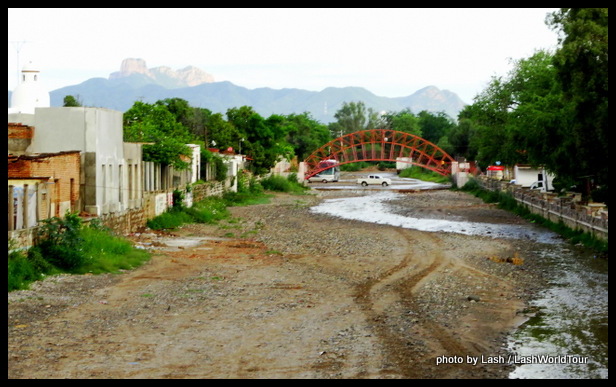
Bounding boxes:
[10,40,29,86]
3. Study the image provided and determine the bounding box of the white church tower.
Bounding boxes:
[9,61,50,115]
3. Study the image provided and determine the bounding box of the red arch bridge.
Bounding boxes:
[303,129,455,180]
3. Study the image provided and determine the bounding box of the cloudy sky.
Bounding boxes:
[8,8,560,104]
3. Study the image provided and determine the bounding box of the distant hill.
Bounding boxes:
[10,59,468,123]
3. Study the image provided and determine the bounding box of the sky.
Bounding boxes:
[8,8,561,104]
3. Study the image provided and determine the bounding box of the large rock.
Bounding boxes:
[109,58,152,79]
[109,58,215,88]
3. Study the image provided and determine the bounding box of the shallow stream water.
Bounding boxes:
[310,184,608,379]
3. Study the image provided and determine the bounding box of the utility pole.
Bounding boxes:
[9,40,28,86]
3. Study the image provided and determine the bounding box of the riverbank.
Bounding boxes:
[9,189,553,379]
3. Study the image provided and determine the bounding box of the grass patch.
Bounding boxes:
[7,246,50,291]
[399,167,451,184]
[222,191,273,207]
[259,173,310,194]
[8,217,151,292]
[74,227,151,274]
[147,196,231,230]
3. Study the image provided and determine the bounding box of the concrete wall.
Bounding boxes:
[24,107,126,216]
[123,143,144,210]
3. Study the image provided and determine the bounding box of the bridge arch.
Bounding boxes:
[303,129,454,179]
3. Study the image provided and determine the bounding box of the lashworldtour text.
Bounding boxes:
[509,355,588,364]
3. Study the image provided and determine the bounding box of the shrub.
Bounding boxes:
[260,175,292,192]
[172,189,185,210]
[9,214,152,291]
[8,253,40,291]
[146,208,194,230]
[36,212,88,271]
[399,167,451,184]
[260,174,308,194]
[146,196,232,230]
[27,246,54,274]
[8,244,42,291]
[185,197,229,223]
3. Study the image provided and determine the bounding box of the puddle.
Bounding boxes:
[134,235,230,251]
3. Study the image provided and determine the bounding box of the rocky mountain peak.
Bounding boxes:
[109,58,152,79]
[109,58,214,88]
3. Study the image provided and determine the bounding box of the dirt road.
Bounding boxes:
[8,189,549,379]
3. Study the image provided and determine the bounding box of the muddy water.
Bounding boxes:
[507,246,608,379]
[310,189,608,379]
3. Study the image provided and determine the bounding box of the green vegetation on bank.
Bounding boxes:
[459,178,608,253]
[8,173,310,292]
[146,172,309,231]
[399,167,451,184]
[8,214,151,292]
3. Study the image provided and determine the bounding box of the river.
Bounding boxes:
[309,174,608,379]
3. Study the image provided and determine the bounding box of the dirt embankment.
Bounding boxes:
[8,190,548,379]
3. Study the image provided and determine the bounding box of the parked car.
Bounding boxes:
[357,175,392,186]
[308,173,338,183]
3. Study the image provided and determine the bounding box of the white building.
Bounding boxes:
[8,62,201,218]
[8,61,50,115]
[512,164,555,192]
[9,107,144,215]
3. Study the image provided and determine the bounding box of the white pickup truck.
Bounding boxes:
[357,175,392,186]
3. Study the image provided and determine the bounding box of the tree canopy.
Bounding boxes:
[116,8,607,204]
[122,99,333,175]
[457,8,608,202]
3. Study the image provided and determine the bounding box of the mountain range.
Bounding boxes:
[12,58,469,124]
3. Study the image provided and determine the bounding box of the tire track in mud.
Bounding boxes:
[352,228,475,378]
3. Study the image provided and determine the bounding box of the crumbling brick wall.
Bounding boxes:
[8,151,81,214]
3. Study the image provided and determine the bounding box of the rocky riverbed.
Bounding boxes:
[8,189,555,379]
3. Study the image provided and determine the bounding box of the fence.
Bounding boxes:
[476,176,608,241]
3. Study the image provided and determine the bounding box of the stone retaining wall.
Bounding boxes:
[477,176,608,241]
[8,180,230,250]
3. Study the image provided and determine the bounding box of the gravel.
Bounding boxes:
[8,188,556,379]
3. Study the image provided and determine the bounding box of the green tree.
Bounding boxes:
[226,107,293,175]
[158,98,212,146]
[448,112,479,161]
[418,110,455,145]
[283,113,331,160]
[384,109,422,137]
[63,95,82,107]
[123,101,193,169]
[548,8,608,200]
[463,75,520,168]
[365,107,388,129]
[506,51,568,173]
[331,101,368,136]
[206,112,238,150]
